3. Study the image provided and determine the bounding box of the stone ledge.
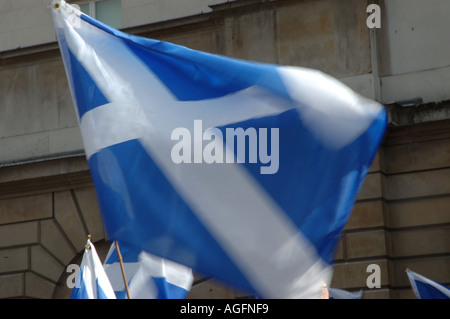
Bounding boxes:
[387,99,450,127]
[0,156,92,199]
[0,155,88,184]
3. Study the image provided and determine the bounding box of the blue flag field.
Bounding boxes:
[52,0,387,298]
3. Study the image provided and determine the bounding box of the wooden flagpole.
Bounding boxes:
[86,234,92,250]
[115,241,131,299]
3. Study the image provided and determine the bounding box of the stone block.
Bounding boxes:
[0,63,57,138]
[36,59,75,128]
[384,118,450,146]
[224,9,278,63]
[388,196,450,228]
[276,0,370,78]
[390,227,450,258]
[0,247,28,273]
[391,288,415,299]
[54,190,88,252]
[386,168,450,200]
[345,230,389,259]
[25,272,56,299]
[346,200,385,230]
[163,28,221,55]
[362,288,391,299]
[383,138,450,174]
[0,221,38,248]
[369,151,381,173]
[0,57,80,164]
[377,0,450,77]
[31,245,65,283]
[340,73,376,100]
[0,273,23,298]
[0,193,52,224]
[357,173,384,200]
[121,0,224,29]
[333,236,345,261]
[277,0,335,72]
[73,187,105,243]
[40,219,76,266]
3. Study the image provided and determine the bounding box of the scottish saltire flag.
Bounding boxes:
[71,239,116,299]
[407,269,450,299]
[328,288,362,299]
[103,241,193,299]
[52,0,387,298]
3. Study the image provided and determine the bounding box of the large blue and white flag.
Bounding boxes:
[71,239,116,299]
[406,269,450,299]
[103,241,193,299]
[52,0,387,298]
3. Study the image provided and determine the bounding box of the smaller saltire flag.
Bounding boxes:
[103,241,193,299]
[328,288,362,299]
[406,269,450,299]
[71,238,116,299]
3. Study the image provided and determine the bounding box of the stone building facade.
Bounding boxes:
[0,0,449,298]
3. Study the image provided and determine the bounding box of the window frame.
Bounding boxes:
[69,0,122,29]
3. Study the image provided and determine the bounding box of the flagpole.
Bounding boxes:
[115,241,131,299]
[86,234,92,250]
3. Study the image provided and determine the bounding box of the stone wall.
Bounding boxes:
[333,118,450,298]
[382,119,450,298]
[0,156,105,298]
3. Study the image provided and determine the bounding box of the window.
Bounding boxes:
[71,0,122,29]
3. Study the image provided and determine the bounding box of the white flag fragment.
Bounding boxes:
[328,288,362,299]
[52,0,387,298]
[71,239,116,299]
[103,242,193,299]
[406,269,450,299]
